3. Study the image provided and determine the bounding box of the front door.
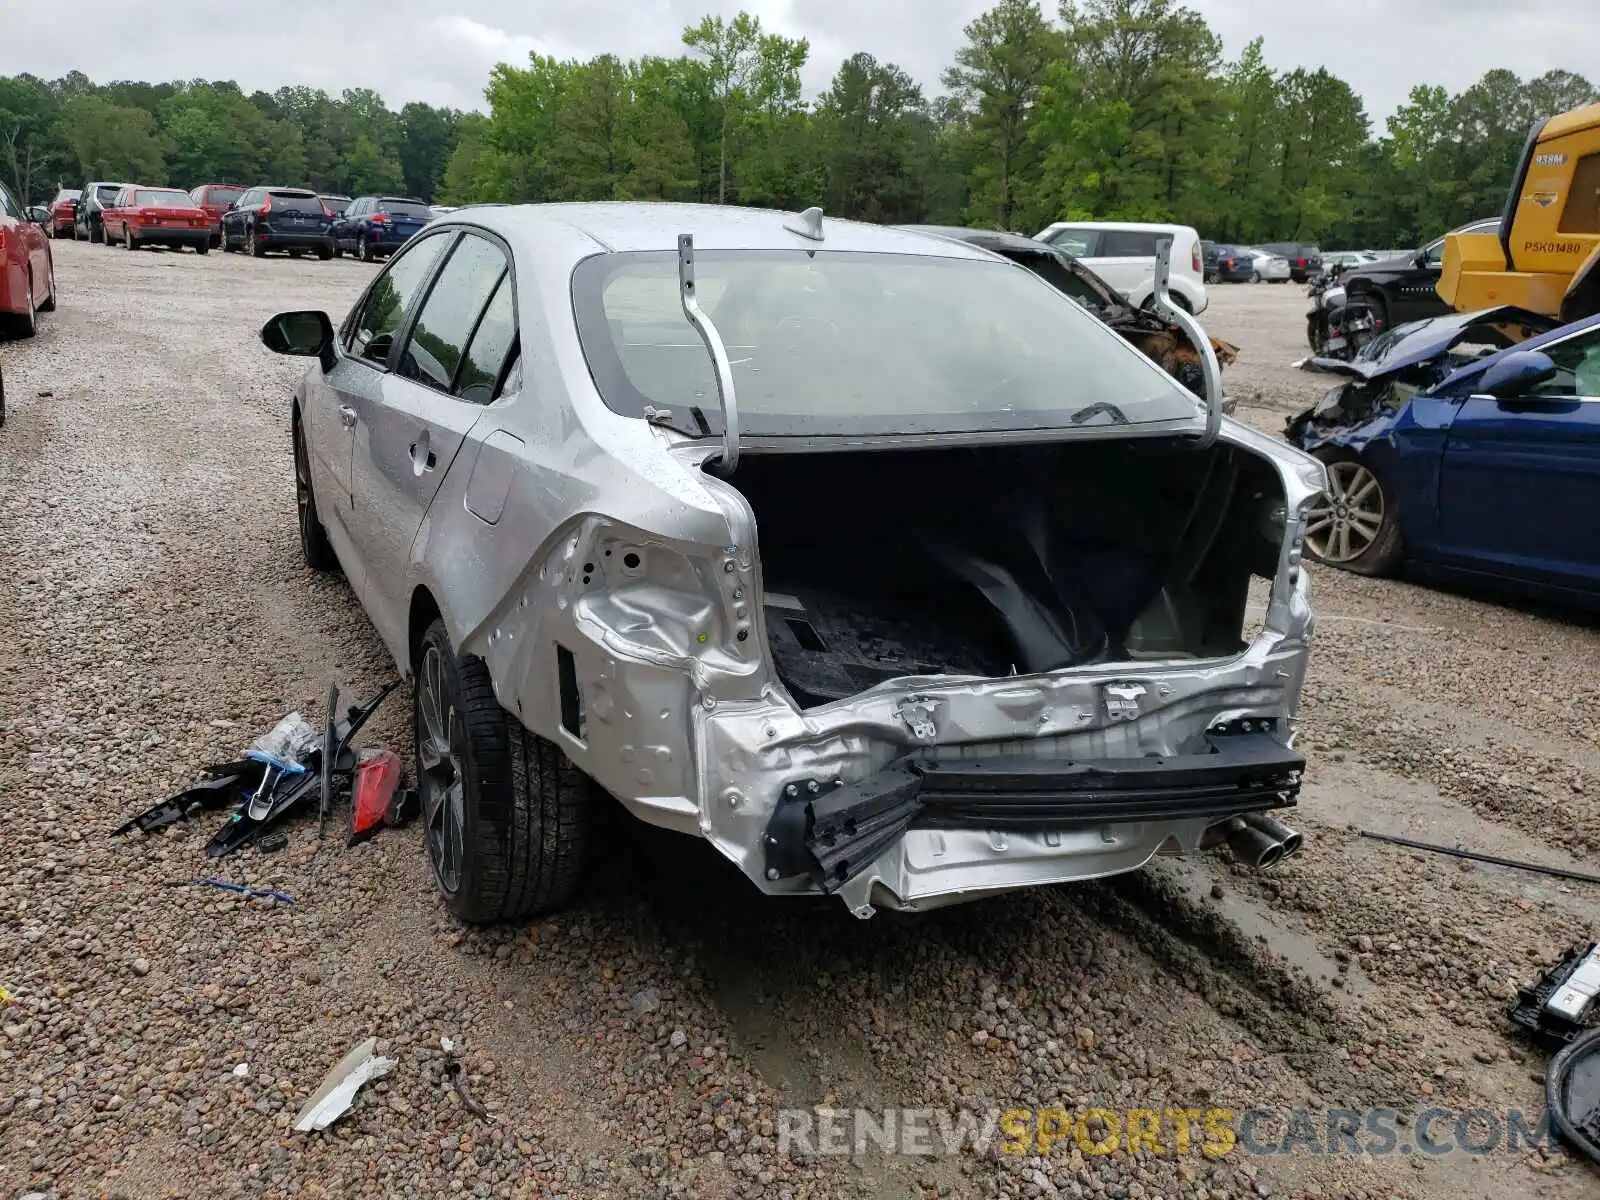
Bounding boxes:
[1438,327,1600,589]
[345,230,512,652]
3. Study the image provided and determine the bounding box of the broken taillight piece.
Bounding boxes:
[349,749,403,843]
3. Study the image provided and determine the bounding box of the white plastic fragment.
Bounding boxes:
[292,1036,396,1132]
[232,1063,249,1078]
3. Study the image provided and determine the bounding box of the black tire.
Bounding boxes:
[415,619,592,923]
[9,271,37,339]
[316,246,332,261]
[37,257,55,312]
[195,243,209,255]
[1306,315,1325,354]
[293,418,338,572]
[248,229,265,257]
[332,243,344,259]
[358,234,373,263]
[1304,448,1403,577]
[124,227,137,251]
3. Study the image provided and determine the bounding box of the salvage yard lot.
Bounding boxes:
[1,240,1598,1200]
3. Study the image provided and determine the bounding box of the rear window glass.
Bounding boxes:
[269,191,318,208]
[574,249,1196,438]
[207,186,244,204]
[55,190,81,203]
[134,190,197,207]
[378,200,432,219]
[94,185,122,203]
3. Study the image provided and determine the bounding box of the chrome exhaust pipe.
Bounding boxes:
[1220,817,1284,871]
[1242,812,1303,859]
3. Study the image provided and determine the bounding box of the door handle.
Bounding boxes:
[339,405,357,428]
[410,441,437,471]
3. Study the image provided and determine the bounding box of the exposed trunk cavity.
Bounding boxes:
[721,440,1287,709]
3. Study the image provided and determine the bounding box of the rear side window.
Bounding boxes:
[454,276,518,404]
[399,234,509,393]
[1043,227,1098,256]
[350,233,451,365]
[1098,230,1162,257]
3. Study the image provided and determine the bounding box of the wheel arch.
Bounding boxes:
[408,586,443,675]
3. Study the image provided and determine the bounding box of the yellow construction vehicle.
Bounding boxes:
[1438,102,1600,322]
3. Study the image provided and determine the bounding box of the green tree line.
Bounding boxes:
[5,0,1596,248]
[0,73,463,204]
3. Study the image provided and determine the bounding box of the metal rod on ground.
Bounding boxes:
[1358,830,1600,886]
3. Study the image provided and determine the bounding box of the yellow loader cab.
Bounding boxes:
[1438,102,1600,323]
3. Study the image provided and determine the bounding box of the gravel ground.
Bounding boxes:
[1,246,1598,1200]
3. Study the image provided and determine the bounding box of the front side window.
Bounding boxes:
[1043,227,1098,257]
[349,233,451,365]
[1530,330,1600,398]
[399,234,509,393]
[0,184,20,219]
[573,250,1199,438]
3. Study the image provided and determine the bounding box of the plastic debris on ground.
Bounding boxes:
[109,680,401,858]
[293,1036,397,1132]
[1510,942,1600,1048]
[440,1036,490,1120]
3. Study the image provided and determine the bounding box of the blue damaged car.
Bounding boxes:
[1285,306,1600,604]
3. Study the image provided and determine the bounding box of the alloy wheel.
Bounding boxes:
[1306,461,1384,563]
[417,645,466,896]
[293,428,314,544]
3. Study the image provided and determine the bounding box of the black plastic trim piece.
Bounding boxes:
[1501,117,1549,273]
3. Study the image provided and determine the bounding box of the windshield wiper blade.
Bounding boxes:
[1069,401,1130,426]
[644,405,712,438]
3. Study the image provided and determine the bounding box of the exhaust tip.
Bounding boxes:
[1242,812,1304,861]
[1221,818,1285,871]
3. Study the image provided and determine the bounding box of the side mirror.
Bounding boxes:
[261,310,334,357]
[1478,349,1558,399]
[26,206,50,225]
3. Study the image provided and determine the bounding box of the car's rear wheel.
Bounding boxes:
[415,620,593,923]
[1304,450,1402,576]
[316,245,332,261]
[248,229,265,257]
[10,272,38,339]
[124,227,137,251]
[37,257,55,312]
[332,242,343,259]
[358,234,373,263]
[293,419,338,572]
[195,242,209,255]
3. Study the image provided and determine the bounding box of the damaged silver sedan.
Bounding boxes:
[262,203,1327,920]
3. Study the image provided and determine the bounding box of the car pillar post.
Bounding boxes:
[677,233,740,474]
[1153,238,1224,450]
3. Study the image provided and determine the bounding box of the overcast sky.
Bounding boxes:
[5,0,1594,129]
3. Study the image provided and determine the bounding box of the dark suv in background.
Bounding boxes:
[74,180,131,242]
[1259,242,1322,282]
[218,187,334,258]
[329,196,434,261]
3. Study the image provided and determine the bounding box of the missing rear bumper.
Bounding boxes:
[762,731,1303,892]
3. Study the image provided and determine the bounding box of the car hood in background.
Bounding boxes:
[1307,306,1559,380]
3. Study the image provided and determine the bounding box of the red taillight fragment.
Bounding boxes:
[349,749,403,843]
[259,201,272,216]
[1191,242,1201,272]
[370,212,389,224]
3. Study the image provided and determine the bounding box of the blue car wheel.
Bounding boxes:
[1304,450,1403,576]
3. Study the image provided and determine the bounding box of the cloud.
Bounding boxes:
[1,0,1595,126]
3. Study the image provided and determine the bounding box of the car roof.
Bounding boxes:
[449,203,998,261]
[1040,220,1197,235]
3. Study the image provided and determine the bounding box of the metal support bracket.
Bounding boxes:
[1153,238,1223,450]
[677,233,740,475]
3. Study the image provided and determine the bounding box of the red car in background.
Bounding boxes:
[101,186,213,253]
[0,180,56,338]
[189,183,246,247]
[47,188,81,238]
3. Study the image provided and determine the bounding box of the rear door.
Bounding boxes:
[319,230,454,607]
[377,198,431,243]
[268,190,325,236]
[344,230,509,647]
[1437,326,1600,588]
